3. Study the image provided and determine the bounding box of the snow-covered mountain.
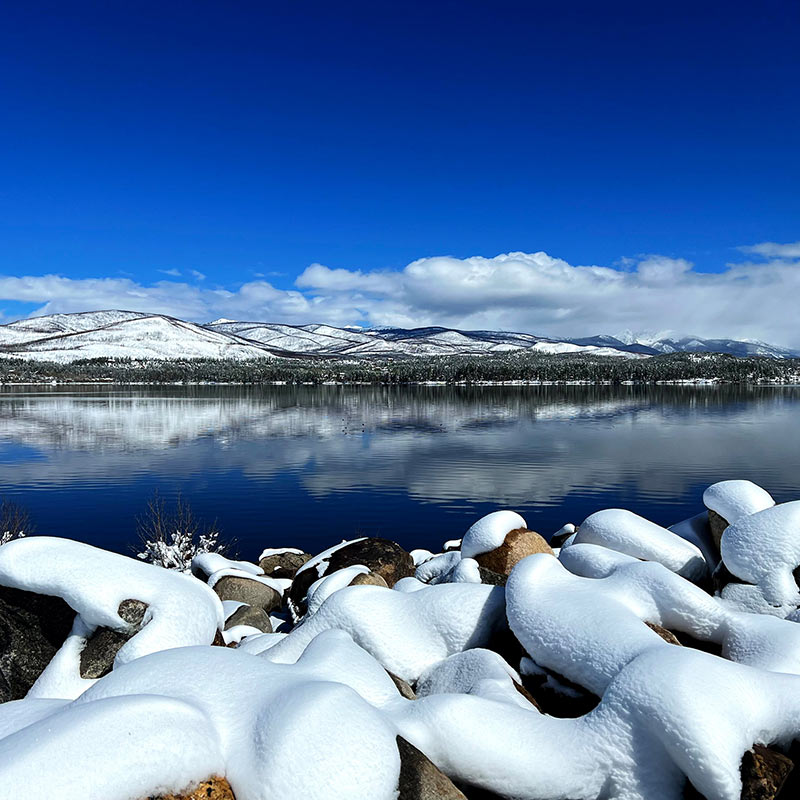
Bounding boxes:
[0,312,279,362]
[0,311,796,362]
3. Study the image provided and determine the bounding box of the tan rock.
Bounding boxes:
[475,528,553,575]
[387,670,416,699]
[351,571,389,588]
[397,736,467,799]
[644,621,682,646]
[149,775,235,800]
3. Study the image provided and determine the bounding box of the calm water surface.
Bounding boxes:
[0,384,798,559]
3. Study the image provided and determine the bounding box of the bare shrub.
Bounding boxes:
[136,492,227,571]
[0,498,34,546]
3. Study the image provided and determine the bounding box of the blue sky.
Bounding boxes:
[1,1,799,342]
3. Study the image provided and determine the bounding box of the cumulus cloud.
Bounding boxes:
[1,240,799,346]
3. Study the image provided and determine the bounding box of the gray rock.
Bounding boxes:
[708,508,729,551]
[80,599,148,680]
[478,566,506,586]
[224,604,272,633]
[258,551,311,579]
[397,736,467,799]
[0,585,75,702]
[213,575,281,613]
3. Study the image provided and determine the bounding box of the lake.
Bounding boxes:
[0,384,798,560]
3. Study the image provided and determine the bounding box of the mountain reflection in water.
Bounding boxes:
[0,384,798,558]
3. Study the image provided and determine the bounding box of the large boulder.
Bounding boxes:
[149,776,235,800]
[326,538,415,586]
[289,538,414,616]
[397,736,467,799]
[213,576,281,614]
[0,585,75,702]
[80,599,148,680]
[475,528,553,576]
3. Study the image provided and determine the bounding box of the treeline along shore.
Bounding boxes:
[0,351,799,385]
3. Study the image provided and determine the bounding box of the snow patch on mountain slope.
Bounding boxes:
[0,311,796,362]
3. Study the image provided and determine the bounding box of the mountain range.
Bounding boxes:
[0,310,795,363]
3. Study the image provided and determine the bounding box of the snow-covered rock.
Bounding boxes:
[573,508,707,581]
[461,510,527,559]
[0,538,223,678]
[703,480,775,526]
[720,501,800,608]
[262,582,507,682]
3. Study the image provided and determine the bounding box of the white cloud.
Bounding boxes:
[190,270,206,281]
[158,268,182,277]
[1,240,799,347]
[739,241,800,259]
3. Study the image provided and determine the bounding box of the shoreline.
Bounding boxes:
[2,485,800,799]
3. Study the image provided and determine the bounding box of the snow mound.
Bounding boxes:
[721,501,800,607]
[0,537,223,673]
[0,694,225,799]
[261,582,507,682]
[416,648,531,710]
[3,638,402,799]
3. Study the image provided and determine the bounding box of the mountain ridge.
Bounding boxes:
[0,310,796,363]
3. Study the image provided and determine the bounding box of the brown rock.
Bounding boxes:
[80,599,149,679]
[645,621,682,646]
[289,537,414,616]
[258,550,311,579]
[741,745,793,800]
[149,775,235,800]
[684,745,793,800]
[213,576,281,613]
[212,629,226,647]
[326,538,415,587]
[708,509,729,551]
[387,670,416,699]
[351,571,389,588]
[475,528,553,576]
[397,736,467,799]
[512,679,542,711]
